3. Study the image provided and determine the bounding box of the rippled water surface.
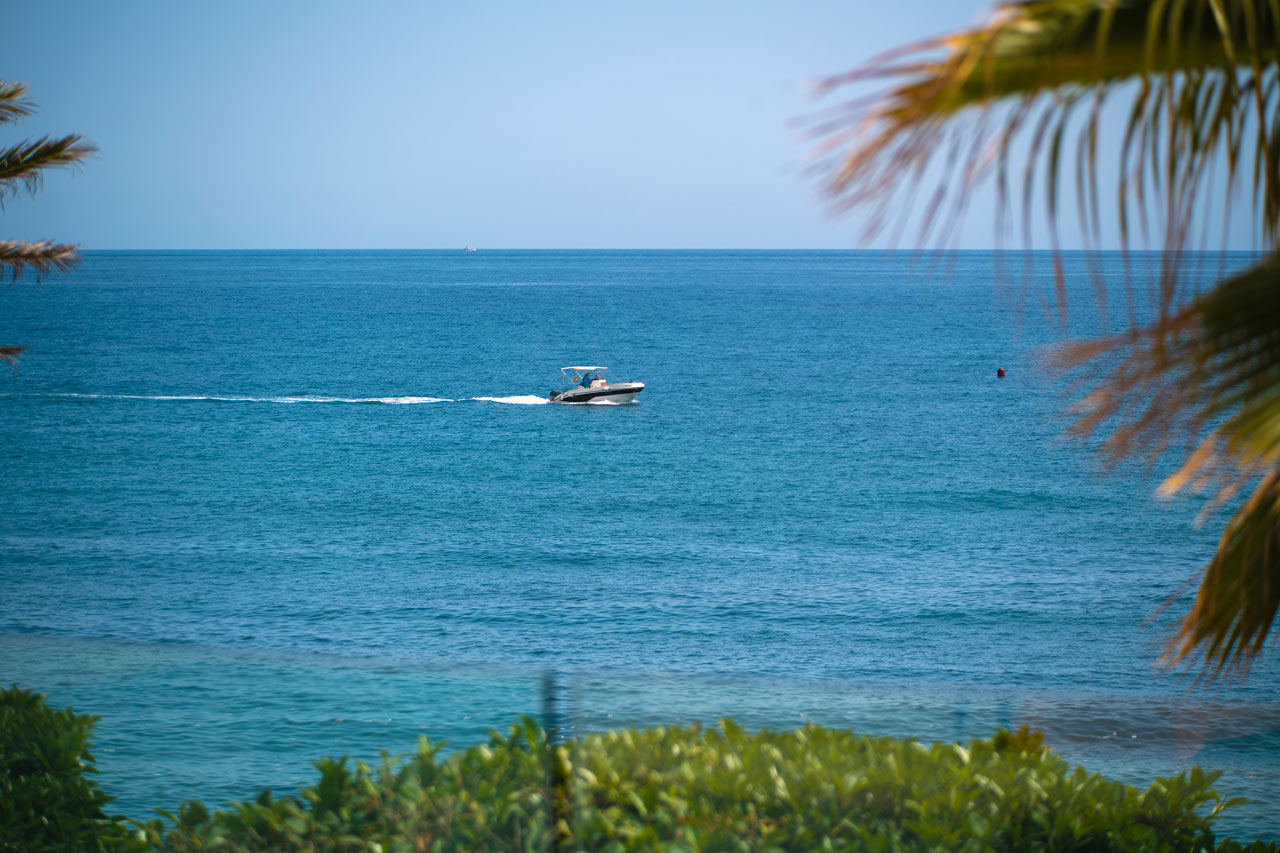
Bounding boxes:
[1,251,1276,838]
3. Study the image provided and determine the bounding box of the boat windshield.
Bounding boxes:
[561,366,608,388]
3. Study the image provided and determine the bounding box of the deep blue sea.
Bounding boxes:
[2,250,1277,839]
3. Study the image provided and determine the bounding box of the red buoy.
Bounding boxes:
[997,367,1006,378]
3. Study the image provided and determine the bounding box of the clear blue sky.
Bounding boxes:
[1,1,1239,250]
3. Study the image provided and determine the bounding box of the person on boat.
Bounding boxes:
[580,371,594,387]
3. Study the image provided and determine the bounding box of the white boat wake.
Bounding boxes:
[471,395,549,405]
[17,393,450,405]
[10,392,565,406]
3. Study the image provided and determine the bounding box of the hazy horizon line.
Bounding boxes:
[74,247,1265,254]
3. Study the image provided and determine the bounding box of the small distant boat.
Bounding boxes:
[464,246,478,252]
[549,366,645,404]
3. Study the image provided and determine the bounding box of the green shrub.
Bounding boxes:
[4,686,1272,851]
[140,718,1277,852]
[0,684,138,852]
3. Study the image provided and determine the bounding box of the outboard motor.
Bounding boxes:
[548,390,561,401]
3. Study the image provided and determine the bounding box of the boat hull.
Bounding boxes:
[550,382,645,404]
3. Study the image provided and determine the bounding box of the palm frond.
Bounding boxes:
[812,0,1280,296]
[0,81,34,126]
[0,135,96,202]
[0,240,80,282]
[814,0,1280,677]
[1058,257,1280,494]
[1166,468,1280,678]
[0,83,88,370]
[1057,256,1280,675]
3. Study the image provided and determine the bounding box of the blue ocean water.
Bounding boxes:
[1,250,1277,838]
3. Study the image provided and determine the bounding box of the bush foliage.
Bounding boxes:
[139,718,1277,852]
[0,685,134,852]
[5,685,1277,851]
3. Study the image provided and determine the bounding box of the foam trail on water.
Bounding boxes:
[471,395,550,405]
[19,393,453,404]
[367,396,451,405]
[14,392,607,407]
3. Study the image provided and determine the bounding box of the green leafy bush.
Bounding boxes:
[140,717,1277,852]
[4,686,1273,851]
[0,685,138,852]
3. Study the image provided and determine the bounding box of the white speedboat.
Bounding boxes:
[548,366,645,404]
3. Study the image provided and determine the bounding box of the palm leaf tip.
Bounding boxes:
[1165,469,1280,679]
[0,240,81,282]
[0,345,26,365]
[0,135,97,201]
[0,80,34,126]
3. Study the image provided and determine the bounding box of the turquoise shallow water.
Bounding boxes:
[1,250,1277,838]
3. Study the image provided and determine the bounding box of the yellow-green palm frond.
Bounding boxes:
[1061,258,1280,494]
[814,0,1280,678]
[0,135,96,203]
[0,239,80,282]
[812,0,1279,285]
[1059,256,1280,675]
[0,81,35,126]
[1168,469,1280,678]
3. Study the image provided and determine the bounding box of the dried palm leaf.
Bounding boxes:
[0,240,80,282]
